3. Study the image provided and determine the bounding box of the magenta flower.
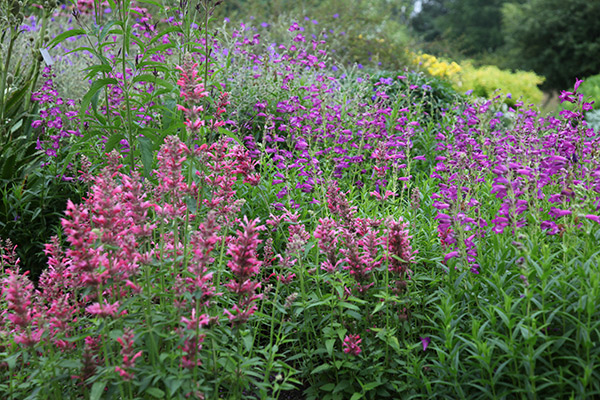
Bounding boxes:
[115,329,142,381]
[85,301,119,318]
[444,251,460,263]
[180,309,210,331]
[3,268,34,330]
[420,336,431,351]
[549,207,572,218]
[386,218,416,276]
[583,214,600,224]
[226,216,264,282]
[343,334,362,356]
[224,216,265,326]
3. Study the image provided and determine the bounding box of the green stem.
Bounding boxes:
[203,4,210,88]
[120,4,136,171]
[0,30,17,136]
[25,9,50,113]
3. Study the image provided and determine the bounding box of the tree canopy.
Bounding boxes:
[411,0,507,56]
[502,0,600,91]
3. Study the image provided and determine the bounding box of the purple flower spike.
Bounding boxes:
[420,336,431,351]
[444,251,460,263]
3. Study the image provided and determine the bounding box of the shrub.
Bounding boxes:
[408,52,545,107]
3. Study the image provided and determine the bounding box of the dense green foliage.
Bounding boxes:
[411,0,509,56]
[502,0,600,91]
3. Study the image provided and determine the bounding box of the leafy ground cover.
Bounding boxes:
[1,1,600,399]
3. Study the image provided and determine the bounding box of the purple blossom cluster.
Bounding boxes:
[31,67,81,158]
[432,83,600,273]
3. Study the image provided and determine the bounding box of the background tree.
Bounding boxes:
[411,0,509,57]
[502,0,600,91]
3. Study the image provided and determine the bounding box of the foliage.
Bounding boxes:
[0,0,56,144]
[502,0,600,91]
[408,51,461,79]
[410,0,509,57]
[577,75,600,104]
[455,62,544,106]
[0,151,86,283]
[408,52,544,106]
[217,0,414,71]
[1,2,600,399]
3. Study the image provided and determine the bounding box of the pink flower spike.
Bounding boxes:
[86,301,119,318]
[115,328,141,381]
[343,334,362,356]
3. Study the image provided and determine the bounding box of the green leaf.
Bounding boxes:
[105,133,126,153]
[363,381,382,391]
[98,20,120,43]
[137,0,162,6]
[81,78,119,113]
[312,363,331,374]
[58,359,82,369]
[5,353,20,369]
[132,74,174,91]
[339,301,360,311]
[372,301,386,315]
[82,64,113,81]
[148,26,183,45]
[5,81,32,117]
[164,377,183,397]
[47,28,86,49]
[109,329,124,340]
[350,393,364,400]
[345,310,363,320]
[218,127,242,145]
[320,383,335,392]
[147,43,176,55]
[387,335,401,354]
[90,381,107,400]
[145,387,165,398]
[242,331,253,353]
[138,135,155,177]
[325,339,336,357]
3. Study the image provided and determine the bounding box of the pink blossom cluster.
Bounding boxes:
[1,128,263,381]
[343,334,362,356]
[315,181,417,301]
[224,217,265,326]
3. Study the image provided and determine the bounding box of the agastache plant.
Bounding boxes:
[223,216,265,326]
